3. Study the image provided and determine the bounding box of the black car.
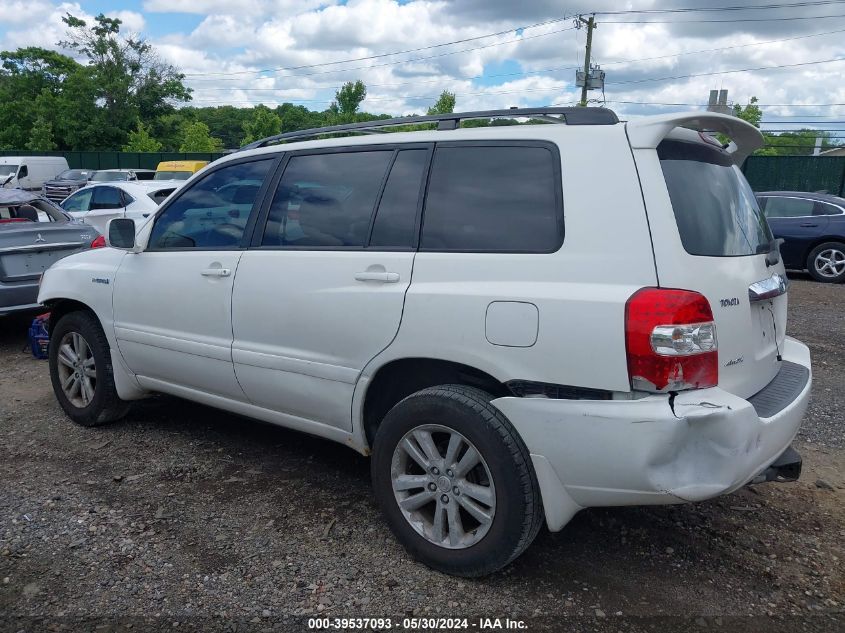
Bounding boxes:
[42,169,94,203]
[756,191,845,283]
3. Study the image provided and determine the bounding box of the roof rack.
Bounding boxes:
[241,107,619,150]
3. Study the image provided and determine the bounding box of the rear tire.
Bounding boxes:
[48,311,131,427]
[371,385,542,577]
[806,241,845,283]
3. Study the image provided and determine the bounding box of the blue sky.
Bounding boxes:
[1,0,844,138]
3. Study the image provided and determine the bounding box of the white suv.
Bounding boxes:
[38,108,812,577]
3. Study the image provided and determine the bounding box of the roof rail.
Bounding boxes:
[241,107,619,150]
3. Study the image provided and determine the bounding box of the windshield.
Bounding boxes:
[154,171,192,181]
[57,169,92,180]
[659,140,773,257]
[92,171,129,182]
[0,165,19,177]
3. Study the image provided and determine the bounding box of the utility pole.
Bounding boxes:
[578,15,596,107]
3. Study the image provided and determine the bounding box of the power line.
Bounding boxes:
[608,56,845,85]
[185,18,574,78]
[600,12,845,23]
[594,0,845,15]
[185,25,845,92]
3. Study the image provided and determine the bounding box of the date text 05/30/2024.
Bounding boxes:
[307,617,528,630]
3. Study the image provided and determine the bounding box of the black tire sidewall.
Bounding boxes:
[807,242,845,283]
[49,312,113,426]
[372,389,535,576]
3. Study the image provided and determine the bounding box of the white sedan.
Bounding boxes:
[60,181,182,234]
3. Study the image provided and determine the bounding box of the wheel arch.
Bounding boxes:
[360,357,511,447]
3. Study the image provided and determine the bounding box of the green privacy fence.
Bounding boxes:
[0,150,228,170]
[742,155,845,196]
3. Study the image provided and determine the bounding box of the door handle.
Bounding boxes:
[201,267,231,277]
[799,223,818,227]
[354,271,400,283]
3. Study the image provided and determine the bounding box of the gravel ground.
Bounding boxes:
[1,277,843,633]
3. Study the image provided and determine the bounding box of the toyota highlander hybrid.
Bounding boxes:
[37,108,811,577]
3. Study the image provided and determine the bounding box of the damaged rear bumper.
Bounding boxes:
[491,336,812,532]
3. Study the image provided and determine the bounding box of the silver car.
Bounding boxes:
[0,190,100,316]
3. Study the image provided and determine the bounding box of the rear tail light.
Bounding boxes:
[90,235,106,249]
[625,288,718,392]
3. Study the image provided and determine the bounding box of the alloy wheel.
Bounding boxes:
[390,424,496,549]
[814,247,845,279]
[56,331,96,408]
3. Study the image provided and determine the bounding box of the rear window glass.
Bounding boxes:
[421,145,561,252]
[659,140,772,257]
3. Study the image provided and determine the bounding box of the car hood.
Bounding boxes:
[44,179,88,187]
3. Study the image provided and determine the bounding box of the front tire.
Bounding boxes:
[49,311,131,427]
[807,241,845,283]
[371,385,542,577]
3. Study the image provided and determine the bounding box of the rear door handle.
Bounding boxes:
[201,268,231,277]
[354,271,400,283]
[799,223,818,227]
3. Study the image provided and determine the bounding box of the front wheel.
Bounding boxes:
[807,242,845,283]
[371,385,543,577]
[48,311,131,427]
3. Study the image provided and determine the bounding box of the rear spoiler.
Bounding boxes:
[626,111,764,164]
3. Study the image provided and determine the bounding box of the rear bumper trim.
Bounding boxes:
[747,360,810,419]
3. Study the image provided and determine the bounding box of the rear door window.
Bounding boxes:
[420,144,562,252]
[369,149,429,248]
[62,189,93,212]
[658,140,772,257]
[91,186,124,210]
[261,150,393,247]
[762,196,815,218]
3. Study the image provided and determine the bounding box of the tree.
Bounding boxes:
[25,115,56,150]
[733,96,762,128]
[427,90,456,115]
[332,80,367,118]
[179,121,223,152]
[123,120,162,152]
[60,13,191,148]
[241,104,281,145]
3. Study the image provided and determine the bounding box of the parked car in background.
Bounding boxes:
[154,160,208,181]
[91,169,156,183]
[0,189,101,316]
[43,169,95,203]
[0,156,69,191]
[39,108,811,577]
[756,191,845,283]
[60,181,180,234]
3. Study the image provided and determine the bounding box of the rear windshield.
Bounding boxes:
[92,171,129,182]
[154,171,192,181]
[659,140,772,257]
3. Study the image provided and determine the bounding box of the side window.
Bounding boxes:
[763,197,815,218]
[149,159,273,250]
[421,145,561,252]
[121,191,135,207]
[816,201,843,216]
[18,165,28,179]
[62,189,93,212]
[91,187,124,210]
[261,151,392,247]
[369,149,428,248]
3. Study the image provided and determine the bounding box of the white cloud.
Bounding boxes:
[0,0,842,130]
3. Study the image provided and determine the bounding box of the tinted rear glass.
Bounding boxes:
[421,145,561,252]
[659,140,772,257]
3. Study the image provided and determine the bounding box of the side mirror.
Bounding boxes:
[107,218,137,251]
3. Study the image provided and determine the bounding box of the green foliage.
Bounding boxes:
[758,130,841,156]
[241,104,281,145]
[427,90,456,115]
[179,121,223,152]
[25,115,56,150]
[733,96,762,128]
[332,80,367,119]
[123,120,163,152]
